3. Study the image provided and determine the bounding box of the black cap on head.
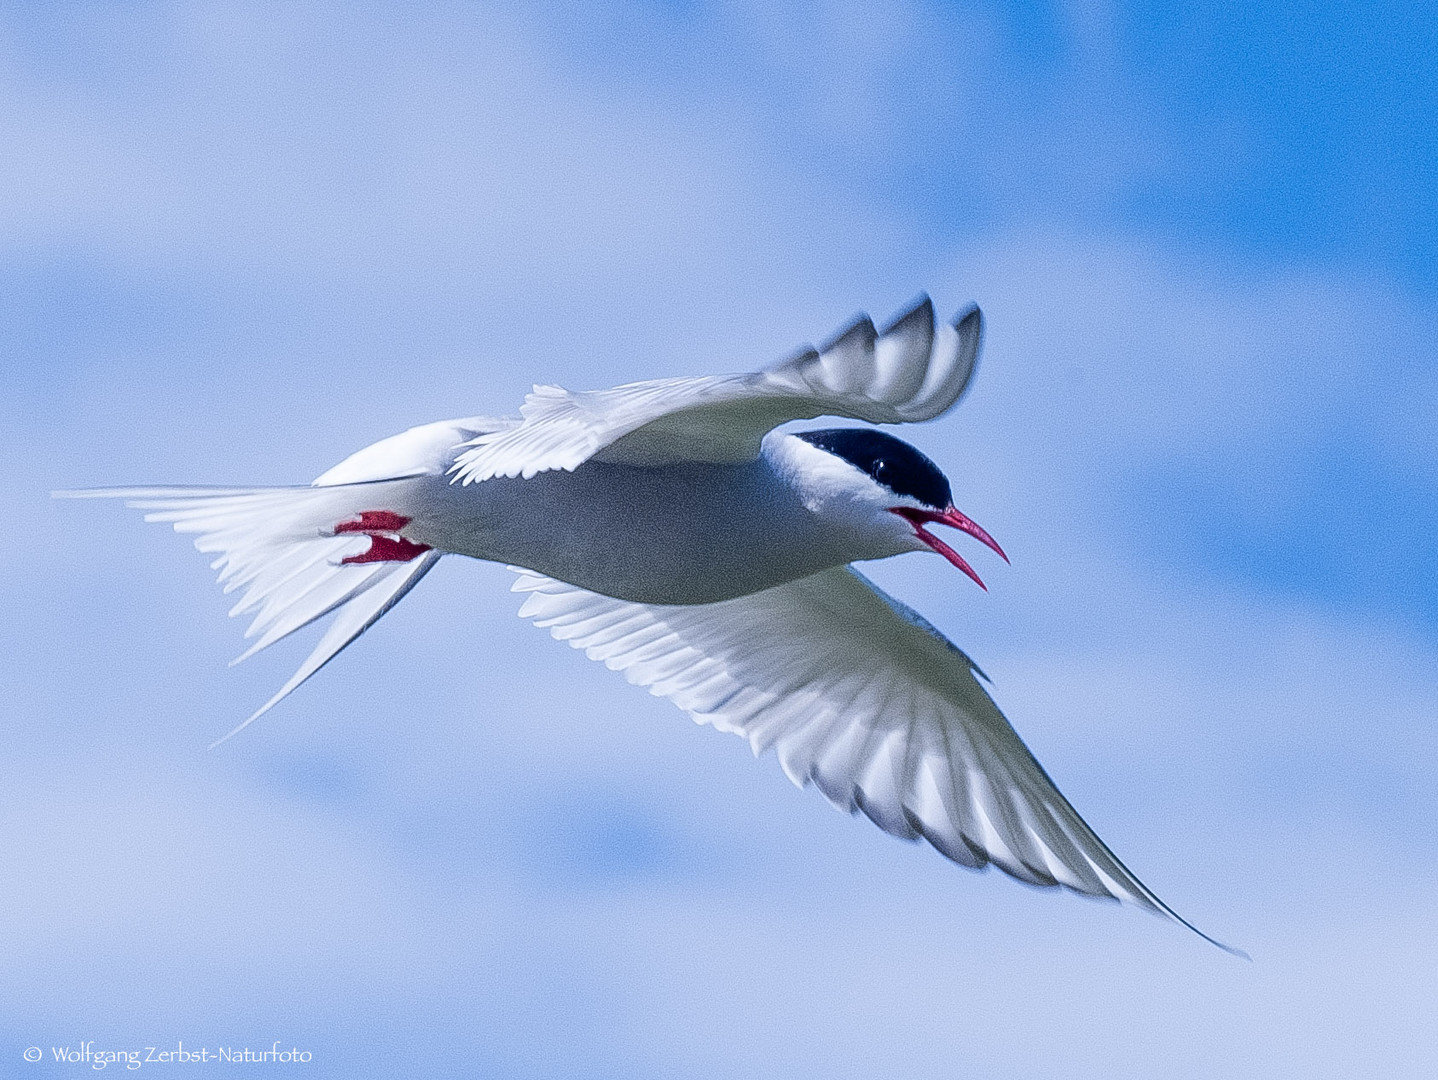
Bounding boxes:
[795,428,952,509]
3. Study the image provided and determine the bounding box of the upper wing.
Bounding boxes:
[451,298,982,483]
[511,564,1237,951]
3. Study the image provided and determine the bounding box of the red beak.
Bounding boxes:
[889,506,1008,591]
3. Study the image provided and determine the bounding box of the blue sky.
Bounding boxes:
[3,2,1437,1077]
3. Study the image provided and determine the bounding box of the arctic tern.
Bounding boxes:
[64,296,1238,953]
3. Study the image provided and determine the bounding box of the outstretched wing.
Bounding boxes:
[510,564,1238,952]
[451,298,982,483]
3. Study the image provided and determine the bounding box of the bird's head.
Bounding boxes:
[779,427,1007,589]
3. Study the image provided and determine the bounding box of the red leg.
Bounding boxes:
[334,510,412,535]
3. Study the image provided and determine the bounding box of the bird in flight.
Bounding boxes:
[64,296,1239,953]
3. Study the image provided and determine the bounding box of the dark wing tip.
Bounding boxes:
[953,302,983,346]
[880,294,935,337]
[948,302,985,405]
[821,312,878,355]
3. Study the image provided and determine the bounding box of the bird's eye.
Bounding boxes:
[873,459,890,480]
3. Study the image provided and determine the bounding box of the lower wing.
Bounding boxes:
[510,564,1241,953]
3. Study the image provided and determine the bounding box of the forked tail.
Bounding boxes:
[58,480,439,744]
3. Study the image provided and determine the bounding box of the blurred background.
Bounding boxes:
[3,2,1436,1076]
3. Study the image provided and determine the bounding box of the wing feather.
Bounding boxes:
[451,299,982,482]
[509,564,1240,952]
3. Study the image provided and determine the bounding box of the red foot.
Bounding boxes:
[335,510,412,534]
[334,510,432,565]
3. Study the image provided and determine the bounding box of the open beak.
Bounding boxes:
[889,506,1008,591]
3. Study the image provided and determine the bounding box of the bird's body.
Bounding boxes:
[406,443,849,604]
[63,296,1239,953]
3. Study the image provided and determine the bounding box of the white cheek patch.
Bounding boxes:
[769,432,883,505]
